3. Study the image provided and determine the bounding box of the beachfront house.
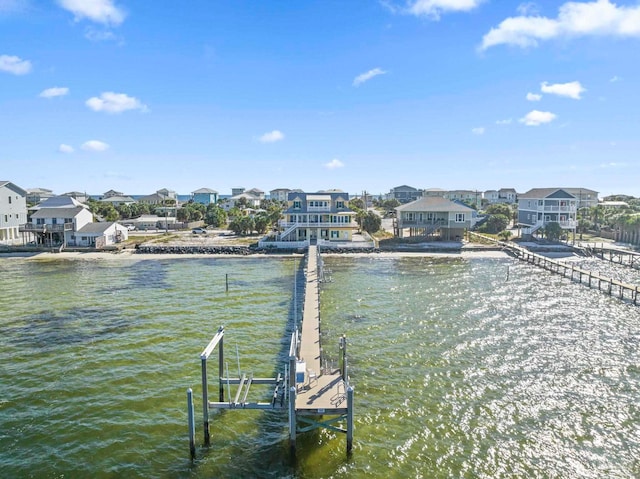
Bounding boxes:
[277,191,357,243]
[517,188,578,237]
[99,195,137,207]
[270,188,293,202]
[26,187,55,205]
[387,185,422,204]
[395,197,477,240]
[191,188,219,205]
[73,222,129,248]
[0,181,28,245]
[20,195,93,247]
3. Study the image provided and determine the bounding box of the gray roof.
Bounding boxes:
[192,188,219,194]
[100,196,136,203]
[391,185,418,192]
[31,206,86,218]
[0,181,28,196]
[396,196,475,213]
[77,222,115,234]
[519,188,576,199]
[36,195,86,208]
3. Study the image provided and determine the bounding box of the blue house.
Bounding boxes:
[191,188,219,205]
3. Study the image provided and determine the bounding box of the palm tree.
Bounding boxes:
[498,230,512,242]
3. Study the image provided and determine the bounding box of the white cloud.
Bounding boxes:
[57,0,125,26]
[81,140,109,152]
[481,0,640,50]
[58,144,74,153]
[609,75,620,82]
[84,27,118,42]
[258,130,284,143]
[541,80,586,99]
[600,161,626,168]
[496,118,513,125]
[39,87,69,98]
[519,110,557,126]
[0,54,31,75]
[407,0,484,19]
[526,92,542,101]
[324,159,345,170]
[353,67,387,87]
[472,127,485,135]
[85,92,147,113]
[517,2,539,16]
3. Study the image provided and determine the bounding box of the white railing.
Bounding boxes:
[279,221,358,228]
[543,206,575,212]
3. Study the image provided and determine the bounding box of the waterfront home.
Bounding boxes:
[395,197,477,240]
[278,191,357,242]
[0,181,28,245]
[26,187,55,205]
[387,185,422,203]
[99,195,137,207]
[270,188,299,202]
[246,188,265,200]
[562,188,599,209]
[103,189,125,199]
[517,188,578,236]
[223,192,262,210]
[443,189,481,209]
[73,222,129,248]
[423,188,447,198]
[20,195,93,247]
[191,188,219,205]
[484,188,518,205]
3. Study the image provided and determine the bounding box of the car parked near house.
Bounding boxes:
[192,227,207,234]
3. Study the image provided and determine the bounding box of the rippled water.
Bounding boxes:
[1,253,639,478]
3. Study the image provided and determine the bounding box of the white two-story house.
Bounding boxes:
[21,196,93,247]
[517,188,578,236]
[278,191,357,243]
[0,181,28,245]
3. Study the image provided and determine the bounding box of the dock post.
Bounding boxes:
[340,335,347,380]
[225,274,229,292]
[187,388,196,460]
[219,330,224,402]
[201,356,210,447]
[288,386,297,456]
[346,386,354,455]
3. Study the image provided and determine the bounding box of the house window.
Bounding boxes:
[455,213,465,222]
[331,231,339,239]
[37,218,45,225]
[336,201,344,208]
[4,215,7,222]
[8,196,11,204]
[538,200,543,206]
[52,218,57,225]
[406,213,414,221]
[293,200,301,209]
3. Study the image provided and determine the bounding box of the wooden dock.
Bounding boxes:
[288,245,354,454]
[583,244,640,270]
[294,245,349,413]
[190,245,354,460]
[468,232,640,305]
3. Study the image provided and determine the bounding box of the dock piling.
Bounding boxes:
[187,388,196,460]
[346,386,354,455]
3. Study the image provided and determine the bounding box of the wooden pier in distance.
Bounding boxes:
[583,243,640,270]
[187,244,354,460]
[468,232,640,305]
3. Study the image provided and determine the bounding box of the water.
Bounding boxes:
[1,253,639,478]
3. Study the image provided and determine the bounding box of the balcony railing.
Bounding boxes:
[543,205,574,212]
[279,221,357,229]
[19,223,73,233]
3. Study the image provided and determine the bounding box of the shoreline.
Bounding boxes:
[0,248,511,261]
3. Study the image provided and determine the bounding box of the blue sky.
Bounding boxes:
[1,0,639,198]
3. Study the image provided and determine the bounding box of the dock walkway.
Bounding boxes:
[295,245,348,413]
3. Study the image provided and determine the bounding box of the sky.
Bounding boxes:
[1,0,640,198]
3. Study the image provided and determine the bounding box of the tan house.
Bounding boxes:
[395,197,477,240]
